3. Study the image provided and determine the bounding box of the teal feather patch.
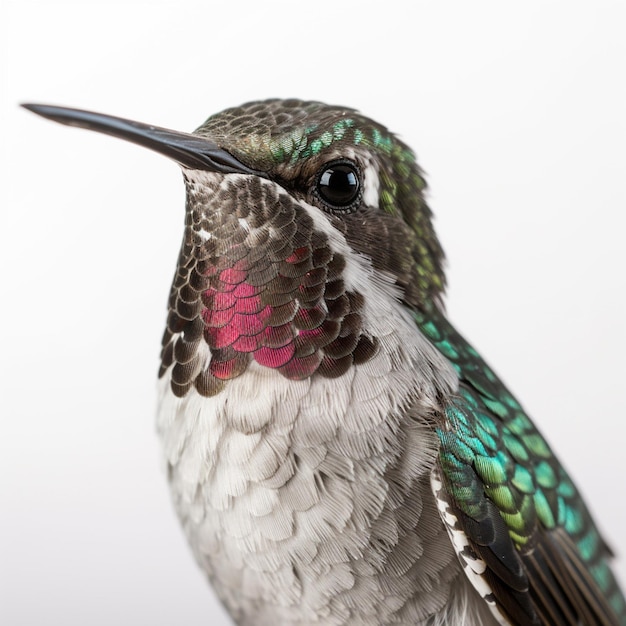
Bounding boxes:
[416,307,626,625]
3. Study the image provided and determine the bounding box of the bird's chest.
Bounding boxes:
[158,282,456,626]
[157,333,454,624]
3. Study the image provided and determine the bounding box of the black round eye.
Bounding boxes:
[315,160,361,212]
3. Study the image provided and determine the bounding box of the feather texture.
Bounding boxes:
[418,307,626,625]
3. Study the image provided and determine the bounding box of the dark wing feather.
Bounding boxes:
[417,307,626,625]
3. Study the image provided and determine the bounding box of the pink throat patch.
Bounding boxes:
[200,247,372,381]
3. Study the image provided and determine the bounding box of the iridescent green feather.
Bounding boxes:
[415,307,626,623]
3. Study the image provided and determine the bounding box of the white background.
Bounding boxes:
[1,1,625,624]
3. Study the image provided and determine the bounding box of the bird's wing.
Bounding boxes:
[413,308,626,626]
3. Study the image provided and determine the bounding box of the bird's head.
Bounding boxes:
[23,99,446,397]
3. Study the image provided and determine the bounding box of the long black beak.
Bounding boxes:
[21,103,264,176]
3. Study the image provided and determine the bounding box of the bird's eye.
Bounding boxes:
[315,160,361,212]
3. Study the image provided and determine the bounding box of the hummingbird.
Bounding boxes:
[23,99,625,626]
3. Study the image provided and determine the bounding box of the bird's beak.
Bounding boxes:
[21,103,264,176]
